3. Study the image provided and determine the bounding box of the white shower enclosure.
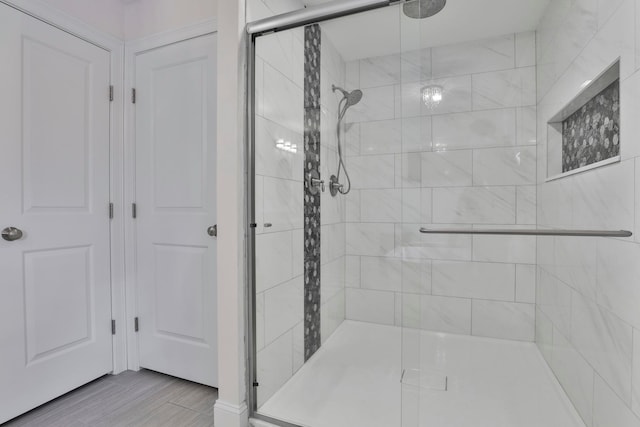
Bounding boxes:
[246,1,635,426]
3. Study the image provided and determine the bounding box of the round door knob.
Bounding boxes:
[207,225,217,237]
[2,227,23,242]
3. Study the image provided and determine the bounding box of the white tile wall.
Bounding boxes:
[255,21,347,407]
[432,109,517,151]
[432,261,515,301]
[471,300,535,341]
[472,67,536,110]
[346,288,395,325]
[536,1,640,424]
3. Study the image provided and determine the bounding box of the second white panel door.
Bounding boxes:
[134,33,218,387]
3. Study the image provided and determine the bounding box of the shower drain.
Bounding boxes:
[401,368,448,391]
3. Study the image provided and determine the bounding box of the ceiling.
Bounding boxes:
[304,0,551,61]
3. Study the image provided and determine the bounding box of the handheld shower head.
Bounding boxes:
[332,85,363,107]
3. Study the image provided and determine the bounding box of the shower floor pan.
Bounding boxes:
[259,321,585,427]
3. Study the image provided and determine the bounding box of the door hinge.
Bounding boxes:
[109,202,114,219]
[253,381,259,387]
[111,319,116,335]
[131,88,136,104]
[109,85,114,102]
[134,317,139,332]
[132,203,137,219]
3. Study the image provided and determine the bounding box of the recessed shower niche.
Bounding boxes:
[546,60,621,181]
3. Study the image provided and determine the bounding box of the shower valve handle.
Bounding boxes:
[311,177,325,192]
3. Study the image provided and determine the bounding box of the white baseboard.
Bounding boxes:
[249,418,281,427]
[214,400,249,427]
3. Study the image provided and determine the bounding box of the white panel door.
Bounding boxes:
[135,34,218,387]
[0,4,112,424]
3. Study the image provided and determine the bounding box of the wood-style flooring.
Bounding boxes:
[3,369,217,427]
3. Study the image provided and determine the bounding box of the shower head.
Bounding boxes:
[332,85,363,107]
[403,0,447,19]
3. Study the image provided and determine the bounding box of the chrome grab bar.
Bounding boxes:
[419,228,632,238]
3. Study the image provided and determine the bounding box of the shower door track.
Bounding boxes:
[246,0,401,36]
[419,228,633,237]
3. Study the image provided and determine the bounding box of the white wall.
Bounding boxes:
[536,0,640,426]
[43,0,124,38]
[124,0,217,40]
[343,32,538,342]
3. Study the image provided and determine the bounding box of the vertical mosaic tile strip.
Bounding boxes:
[562,80,620,172]
[304,24,321,361]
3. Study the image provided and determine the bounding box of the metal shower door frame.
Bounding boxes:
[244,1,405,425]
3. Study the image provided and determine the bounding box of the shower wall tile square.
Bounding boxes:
[571,290,633,403]
[432,109,516,150]
[401,48,432,83]
[255,116,304,181]
[471,300,534,341]
[432,186,516,224]
[321,290,345,344]
[348,154,395,189]
[346,223,395,257]
[345,60,359,88]
[348,85,395,122]
[516,106,537,145]
[292,322,304,372]
[515,264,536,304]
[399,153,423,188]
[515,31,536,68]
[401,188,432,224]
[472,146,537,186]
[360,189,402,222]
[472,234,536,264]
[596,238,640,330]
[262,63,303,134]
[321,223,345,264]
[431,34,515,78]
[257,330,293,405]
[360,256,402,292]
[401,258,432,294]
[570,159,634,231]
[359,118,402,155]
[256,30,295,83]
[536,308,554,364]
[516,186,537,225]
[255,231,293,293]
[552,236,597,301]
[263,177,303,232]
[345,256,360,288]
[402,294,472,335]
[344,122,360,156]
[548,330,595,426]
[421,150,473,187]
[594,374,640,427]
[401,116,432,153]
[432,261,515,302]
[359,54,401,88]
[537,268,572,339]
[345,189,360,222]
[264,275,304,345]
[345,288,395,325]
[472,67,536,110]
[321,258,345,304]
[292,229,304,277]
